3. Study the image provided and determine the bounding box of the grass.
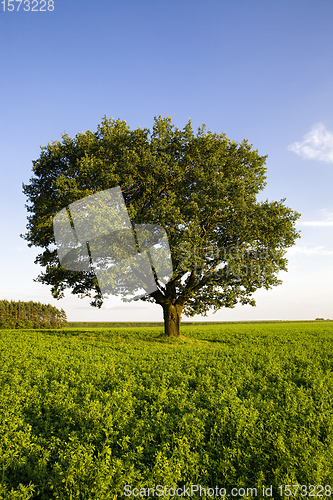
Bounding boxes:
[0,321,333,499]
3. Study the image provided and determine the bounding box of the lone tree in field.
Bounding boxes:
[22,116,300,336]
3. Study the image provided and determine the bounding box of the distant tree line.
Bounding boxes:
[0,300,67,329]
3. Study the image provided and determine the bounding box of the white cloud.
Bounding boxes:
[297,210,333,227]
[287,245,333,256]
[288,123,333,163]
[297,220,333,227]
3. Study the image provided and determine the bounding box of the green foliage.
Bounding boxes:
[21,117,301,335]
[0,322,333,498]
[0,300,67,329]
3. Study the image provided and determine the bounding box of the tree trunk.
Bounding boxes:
[162,302,183,336]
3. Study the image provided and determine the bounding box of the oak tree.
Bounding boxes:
[22,116,301,336]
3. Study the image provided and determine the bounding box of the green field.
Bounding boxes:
[0,322,333,499]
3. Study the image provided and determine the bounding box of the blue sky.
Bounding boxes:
[1,0,333,322]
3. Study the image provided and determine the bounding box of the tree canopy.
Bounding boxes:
[22,116,301,335]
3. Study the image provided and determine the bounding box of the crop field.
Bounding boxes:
[0,321,333,499]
